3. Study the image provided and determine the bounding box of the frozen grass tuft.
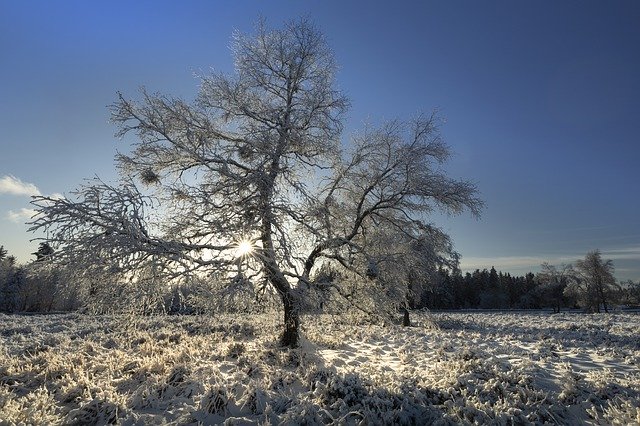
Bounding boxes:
[0,311,638,424]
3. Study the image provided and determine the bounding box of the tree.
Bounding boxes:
[0,247,16,312]
[572,250,617,313]
[479,266,506,309]
[618,280,640,306]
[536,262,575,313]
[30,19,481,347]
[32,242,54,261]
[404,231,460,314]
[344,221,460,326]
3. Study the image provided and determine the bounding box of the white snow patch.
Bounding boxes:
[0,311,638,424]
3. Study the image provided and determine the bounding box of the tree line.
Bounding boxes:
[316,249,639,314]
[2,243,638,316]
[0,243,76,313]
[416,252,640,312]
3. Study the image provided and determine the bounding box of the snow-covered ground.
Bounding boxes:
[0,311,638,424]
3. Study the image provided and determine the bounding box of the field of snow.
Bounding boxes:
[1,311,639,425]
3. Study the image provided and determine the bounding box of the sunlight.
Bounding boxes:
[235,239,254,258]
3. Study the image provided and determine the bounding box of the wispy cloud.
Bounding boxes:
[602,246,640,261]
[0,175,41,197]
[7,208,37,223]
[461,246,640,274]
[1,176,63,224]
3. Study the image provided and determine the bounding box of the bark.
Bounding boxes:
[261,243,301,347]
[260,186,301,347]
[402,308,411,327]
[599,278,609,313]
[602,292,609,313]
[281,292,300,347]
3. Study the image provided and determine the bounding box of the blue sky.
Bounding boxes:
[1,1,639,280]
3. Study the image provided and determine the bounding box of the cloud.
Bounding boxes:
[1,177,63,223]
[461,246,640,274]
[0,175,41,197]
[7,208,37,223]
[602,246,640,261]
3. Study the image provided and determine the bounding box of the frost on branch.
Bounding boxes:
[31,178,176,271]
[29,19,481,346]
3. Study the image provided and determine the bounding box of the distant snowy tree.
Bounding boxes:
[0,245,71,313]
[32,242,54,262]
[321,221,460,325]
[29,19,481,346]
[0,250,16,312]
[618,280,640,306]
[570,250,617,313]
[0,246,27,313]
[536,263,576,313]
[5,267,27,312]
[398,227,460,324]
[478,266,508,309]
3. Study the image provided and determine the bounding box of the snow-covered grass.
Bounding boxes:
[0,311,638,425]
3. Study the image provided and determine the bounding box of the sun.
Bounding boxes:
[235,239,254,257]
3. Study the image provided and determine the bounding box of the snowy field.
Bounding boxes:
[1,311,639,425]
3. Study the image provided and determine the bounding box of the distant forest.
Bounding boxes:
[418,266,639,311]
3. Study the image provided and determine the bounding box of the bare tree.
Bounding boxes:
[373,223,459,326]
[536,262,576,313]
[572,250,617,313]
[618,280,640,306]
[30,19,481,347]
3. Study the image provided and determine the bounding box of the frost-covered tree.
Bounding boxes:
[0,248,16,312]
[1,266,26,312]
[618,280,640,306]
[390,226,460,325]
[0,245,71,313]
[320,220,460,326]
[30,19,481,346]
[0,246,25,312]
[536,262,576,313]
[571,250,617,313]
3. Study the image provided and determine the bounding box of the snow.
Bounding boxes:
[0,311,638,424]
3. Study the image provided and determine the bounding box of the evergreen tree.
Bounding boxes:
[32,242,54,261]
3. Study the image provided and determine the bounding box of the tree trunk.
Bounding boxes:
[599,284,609,313]
[259,206,300,348]
[281,292,300,347]
[402,308,411,327]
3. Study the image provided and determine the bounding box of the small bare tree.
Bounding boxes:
[30,19,481,346]
[571,250,617,313]
[536,262,576,313]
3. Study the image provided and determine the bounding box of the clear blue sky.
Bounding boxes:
[1,1,639,280]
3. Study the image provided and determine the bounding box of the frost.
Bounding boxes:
[0,311,638,424]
